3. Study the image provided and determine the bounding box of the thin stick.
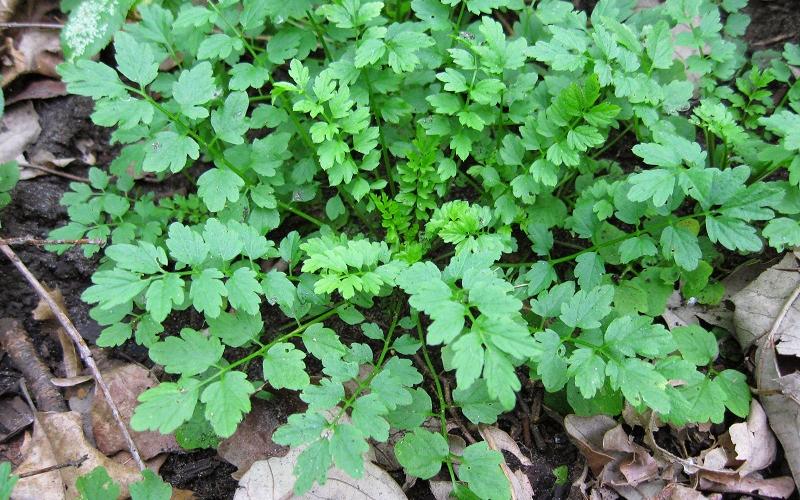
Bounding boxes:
[19,164,89,183]
[18,455,89,478]
[0,237,105,247]
[0,22,63,29]
[0,244,146,470]
[758,276,800,348]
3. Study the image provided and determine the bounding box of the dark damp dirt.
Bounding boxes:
[0,2,796,499]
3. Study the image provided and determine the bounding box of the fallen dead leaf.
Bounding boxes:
[0,102,40,165]
[13,411,141,499]
[1,30,61,87]
[233,444,406,500]
[726,400,777,476]
[731,252,800,486]
[5,79,67,105]
[19,150,76,180]
[217,398,290,479]
[659,483,718,499]
[31,286,66,322]
[564,414,620,476]
[90,364,180,461]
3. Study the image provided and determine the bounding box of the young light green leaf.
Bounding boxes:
[394,428,448,479]
[200,371,255,437]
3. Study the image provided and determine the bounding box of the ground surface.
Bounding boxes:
[0,2,797,498]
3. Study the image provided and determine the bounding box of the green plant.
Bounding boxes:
[0,462,17,500]
[49,0,800,496]
[76,467,171,500]
[0,91,20,223]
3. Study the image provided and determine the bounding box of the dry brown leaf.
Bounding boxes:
[217,398,289,479]
[731,253,800,485]
[31,286,67,321]
[5,79,67,104]
[602,425,658,487]
[564,415,621,476]
[233,444,407,500]
[19,150,76,180]
[659,483,715,500]
[13,411,141,499]
[90,364,180,461]
[1,30,61,87]
[699,473,796,498]
[726,400,777,476]
[0,102,40,165]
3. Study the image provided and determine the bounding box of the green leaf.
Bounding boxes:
[190,268,228,318]
[330,423,369,478]
[646,21,674,69]
[145,274,185,323]
[303,324,347,362]
[385,387,431,429]
[172,62,218,119]
[714,369,751,418]
[58,61,127,99]
[568,348,607,399]
[763,218,800,251]
[82,269,149,309]
[574,252,606,290]
[627,169,676,206]
[197,168,245,212]
[352,394,390,440]
[211,92,250,144]
[661,225,702,271]
[114,31,158,86]
[560,285,614,329]
[293,439,332,495]
[386,31,434,73]
[672,325,718,365]
[142,131,199,173]
[207,310,262,347]
[618,236,657,263]
[262,270,296,309]
[394,428,449,479]
[149,328,223,376]
[225,267,262,315]
[229,63,270,91]
[273,412,328,447]
[453,380,504,424]
[97,322,132,347]
[130,470,172,500]
[76,466,120,500]
[457,442,509,500]
[705,216,762,252]
[0,462,18,500]
[166,222,208,267]
[200,371,255,437]
[198,33,243,60]
[263,343,309,390]
[62,0,133,60]
[131,379,200,434]
[397,262,466,344]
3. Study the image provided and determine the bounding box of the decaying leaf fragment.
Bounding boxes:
[732,252,800,487]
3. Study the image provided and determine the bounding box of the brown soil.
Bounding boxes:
[0,1,796,499]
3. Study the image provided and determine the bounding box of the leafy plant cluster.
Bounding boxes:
[0,91,20,223]
[47,0,800,496]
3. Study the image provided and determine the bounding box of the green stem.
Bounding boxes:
[364,72,396,197]
[415,315,458,485]
[501,210,715,268]
[200,305,343,388]
[331,303,402,425]
[306,10,333,62]
[590,123,633,159]
[277,200,325,227]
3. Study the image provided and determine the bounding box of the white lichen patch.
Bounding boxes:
[63,0,118,59]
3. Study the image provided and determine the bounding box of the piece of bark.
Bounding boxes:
[0,318,66,412]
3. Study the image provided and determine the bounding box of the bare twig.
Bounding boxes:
[0,22,63,29]
[751,33,794,47]
[441,378,477,444]
[18,455,88,478]
[0,318,67,412]
[19,164,89,183]
[0,244,145,470]
[0,237,105,247]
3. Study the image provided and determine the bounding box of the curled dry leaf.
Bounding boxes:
[13,411,141,499]
[90,364,180,461]
[731,252,800,486]
[564,415,620,476]
[0,102,40,165]
[217,398,290,479]
[1,30,62,87]
[234,444,407,500]
[726,400,777,476]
